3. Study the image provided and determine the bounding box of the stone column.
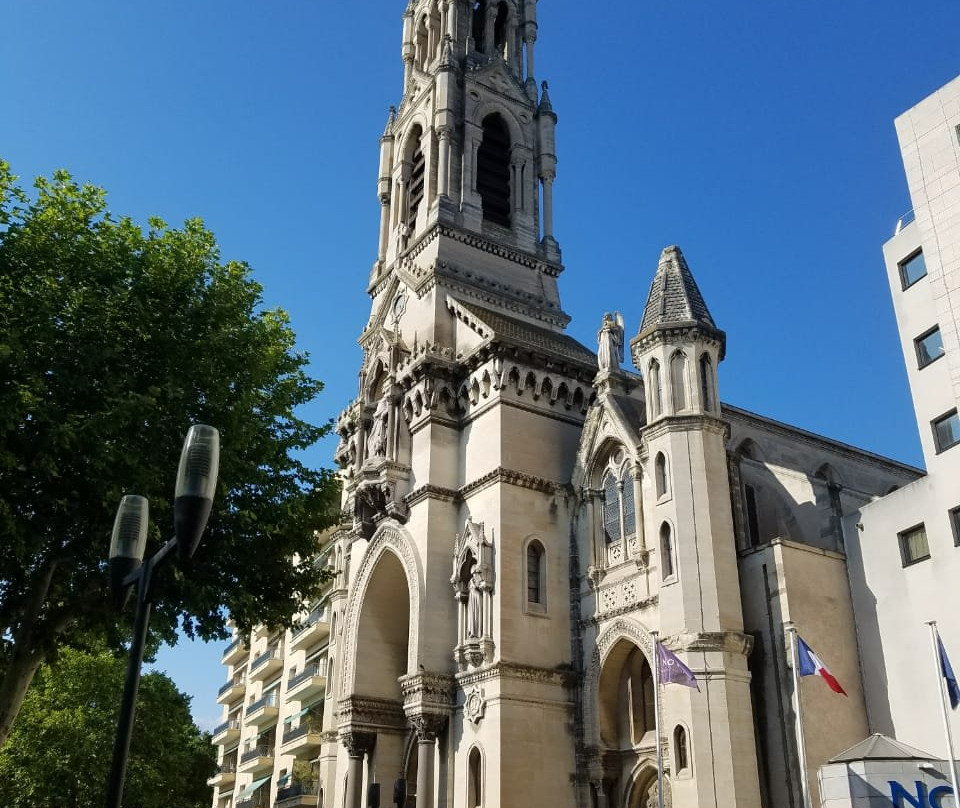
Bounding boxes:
[437,127,451,198]
[378,193,391,262]
[483,5,497,55]
[540,169,555,242]
[341,731,376,808]
[409,715,447,808]
[523,23,537,80]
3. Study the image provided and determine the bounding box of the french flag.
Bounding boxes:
[797,636,847,696]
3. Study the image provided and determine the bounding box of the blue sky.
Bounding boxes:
[5,1,959,728]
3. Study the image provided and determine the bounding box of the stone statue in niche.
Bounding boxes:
[597,312,624,372]
[451,520,496,669]
[367,399,389,460]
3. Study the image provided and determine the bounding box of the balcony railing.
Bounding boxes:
[240,745,274,764]
[237,798,268,808]
[288,662,325,690]
[895,209,916,235]
[214,762,237,776]
[251,647,282,673]
[291,604,328,639]
[218,676,245,697]
[213,717,242,737]
[277,781,321,806]
[246,692,280,716]
[282,720,322,745]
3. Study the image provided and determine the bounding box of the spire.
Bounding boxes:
[538,81,554,115]
[639,246,718,334]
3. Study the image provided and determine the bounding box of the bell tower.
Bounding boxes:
[333,4,594,808]
[371,0,563,326]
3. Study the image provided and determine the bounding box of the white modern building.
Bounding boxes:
[206,5,960,808]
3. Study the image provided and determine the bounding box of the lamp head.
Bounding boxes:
[174,424,220,561]
[109,495,149,609]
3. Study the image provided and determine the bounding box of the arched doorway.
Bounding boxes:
[353,549,412,798]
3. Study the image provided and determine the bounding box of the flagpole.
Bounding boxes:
[784,623,812,808]
[652,631,664,808]
[926,620,960,804]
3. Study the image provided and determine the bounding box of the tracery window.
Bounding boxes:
[601,464,638,546]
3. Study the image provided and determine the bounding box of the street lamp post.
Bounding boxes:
[104,424,220,808]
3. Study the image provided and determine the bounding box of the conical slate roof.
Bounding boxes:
[639,246,718,334]
[829,734,935,763]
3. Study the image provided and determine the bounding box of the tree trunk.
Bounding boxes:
[0,559,59,749]
[0,642,46,748]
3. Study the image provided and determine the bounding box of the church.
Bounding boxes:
[208,4,959,808]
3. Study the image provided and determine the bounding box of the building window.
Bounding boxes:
[603,472,620,544]
[526,540,544,607]
[649,359,663,419]
[899,524,930,566]
[655,453,670,500]
[407,133,426,229]
[951,507,960,547]
[621,469,636,538]
[674,725,690,772]
[899,250,927,289]
[915,326,945,368]
[477,114,511,227]
[660,522,675,580]
[745,484,761,547]
[933,410,960,453]
[468,747,483,808]
[699,353,715,413]
[670,351,687,412]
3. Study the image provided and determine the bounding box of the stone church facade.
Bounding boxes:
[208,4,925,808]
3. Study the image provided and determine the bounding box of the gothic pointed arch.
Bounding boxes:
[339,522,423,698]
[477,113,511,226]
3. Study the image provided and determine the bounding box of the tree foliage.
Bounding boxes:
[0,646,216,808]
[0,160,339,744]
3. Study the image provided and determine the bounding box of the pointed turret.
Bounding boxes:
[638,245,721,340]
[631,246,725,421]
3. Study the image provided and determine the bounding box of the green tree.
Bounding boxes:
[0,646,216,808]
[0,161,339,746]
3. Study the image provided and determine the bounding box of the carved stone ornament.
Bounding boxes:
[451,519,496,670]
[340,730,376,758]
[463,686,486,726]
[408,712,448,742]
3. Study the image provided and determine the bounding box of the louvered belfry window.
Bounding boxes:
[407,140,426,228]
[477,114,511,227]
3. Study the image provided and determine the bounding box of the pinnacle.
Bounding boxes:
[638,245,719,335]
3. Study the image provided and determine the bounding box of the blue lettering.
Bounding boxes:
[929,785,954,807]
[890,781,927,808]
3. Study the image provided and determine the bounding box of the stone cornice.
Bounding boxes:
[669,630,754,657]
[459,466,568,499]
[455,661,574,688]
[337,695,407,733]
[404,483,459,507]
[641,413,730,444]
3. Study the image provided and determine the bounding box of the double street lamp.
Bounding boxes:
[104,424,220,808]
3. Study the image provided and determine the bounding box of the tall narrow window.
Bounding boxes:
[407,133,426,228]
[603,473,620,543]
[951,506,960,547]
[660,523,675,580]
[674,725,689,772]
[526,541,544,606]
[745,484,761,547]
[468,747,483,808]
[621,469,636,537]
[655,453,669,500]
[471,0,487,52]
[493,2,509,58]
[649,360,662,419]
[670,352,687,412]
[477,114,511,227]
[699,353,715,412]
